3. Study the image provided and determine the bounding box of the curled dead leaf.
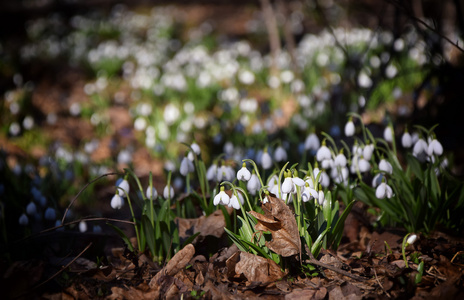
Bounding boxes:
[226,251,285,283]
[248,193,301,258]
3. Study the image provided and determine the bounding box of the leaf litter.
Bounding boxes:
[3,204,464,299]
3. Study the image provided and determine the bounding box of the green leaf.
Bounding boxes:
[330,200,355,250]
[182,232,200,248]
[142,215,155,257]
[107,222,134,252]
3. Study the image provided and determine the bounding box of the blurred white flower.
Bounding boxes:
[247,174,261,195]
[111,193,124,209]
[406,234,418,245]
[163,185,175,199]
[379,159,393,174]
[304,133,320,151]
[206,164,218,181]
[19,213,29,225]
[384,126,393,142]
[79,221,88,233]
[363,144,374,160]
[344,119,355,137]
[375,181,393,199]
[163,103,180,125]
[274,146,287,162]
[413,138,428,158]
[180,156,194,176]
[261,150,273,170]
[117,179,130,197]
[229,193,244,210]
[316,143,331,162]
[146,186,158,199]
[238,69,255,85]
[427,138,443,156]
[402,131,413,148]
[334,152,347,167]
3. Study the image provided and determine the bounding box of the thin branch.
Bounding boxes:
[61,172,120,223]
[308,251,368,282]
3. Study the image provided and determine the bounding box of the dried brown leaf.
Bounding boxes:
[248,193,301,258]
[226,251,285,283]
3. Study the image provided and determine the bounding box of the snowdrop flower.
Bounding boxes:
[146,186,158,199]
[304,133,320,152]
[344,118,355,137]
[317,190,325,206]
[358,157,371,173]
[372,173,384,188]
[247,173,261,195]
[79,221,88,233]
[352,142,363,156]
[213,187,230,206]
[261,149,273,170]
[206,163,218,181]
[384,126,393,142]
[363,144,374,161]
[19,213,29,225]
[274,146,287,162]
[401,130,413,148]
[117,178,130,197]
[267,174,279,191]
[163,185,175,199]
[427,137,443,156]
[237,163,251,181]
[321,158,333,170]
[188,143,201,161]
[375,180,393,199]
[413,138,428,158]
[281,174,295,194]
[44,207,56,221]
[180,156,194,176]
[406,234,418,245]
[220,165,236,182]
[313,167,330,188]
[229,192,245,210]
[334,151,347,167]
[316,141,331,162]
[26,201,37,215]
[301,183,317,202]
[379,159,393,174]
[111,192,124,209]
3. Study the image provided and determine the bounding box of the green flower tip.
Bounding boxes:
[220,186,225,192]
[242,162,246,168]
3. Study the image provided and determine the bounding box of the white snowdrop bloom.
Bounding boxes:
[180,156,194,176]
[111,193,124,209]
[358,71,372,88]
[213,188,230,206]
[305,133,320,151]
[301,185,313,202]
[344,119,355,137]
[352,143,363,156]
[229,193,245,210]
[427,139,443,156]
[316,144,331,162]
[69,102,81,116]
[163,103,180,125]
[19,213,29,226]
[385,64,398,78]
[239,98,258,113]
[402,131,413,148]
[372,173,383,188]
[23,115,34,130]
[117,149,132,165]
[282,177,295,194]
[332,167,349,184]
[188,143,201,161]
[280,70,294,83]
[304,177,315,189]
[222,165,236,182]
[375,181,393,199]
[9,122,21,136]
[363,144,374,161]
[321,159,333,170]
[117,179,130,197]
[383,126,393,142]
[274,146,288,162]
[334,153,347,167]
[237,163,251,182]
[247,174,261,196]
[163,185,175,199]
[134,117,147,131]
[268,75,280,89]
[146,186,158,199]
[406,234,418,245]
[358,157,371,173]
[206,164,218,181]
[379,159,393,174]
[320,171,330,188]
[44,207,56,221]
[267,174,279,190]
[26,201,37,215]
[79,221,88,233]
[238,69,255,85]
[261,151,273,170]
[413,138,428,158]
[270,184,280,197]
[223,142,234,156]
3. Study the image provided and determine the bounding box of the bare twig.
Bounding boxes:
[373,265,391,298]
[33,242,93,290]
[308,251,368,282]
[61,172,120,224]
